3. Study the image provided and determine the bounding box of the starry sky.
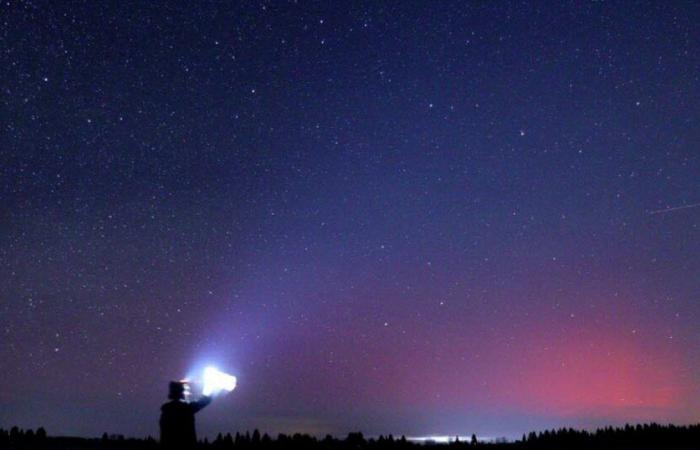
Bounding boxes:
[2,0,700,441]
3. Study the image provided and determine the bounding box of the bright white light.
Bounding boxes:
[406,436,497,444]
[202,366,237,396]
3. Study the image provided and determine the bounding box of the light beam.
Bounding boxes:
[202,366,237,396]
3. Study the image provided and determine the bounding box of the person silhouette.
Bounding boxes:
[160,381,212,449]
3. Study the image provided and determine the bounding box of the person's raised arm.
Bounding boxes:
[189,395,212,413]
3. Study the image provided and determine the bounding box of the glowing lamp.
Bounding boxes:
[202,366,237,396]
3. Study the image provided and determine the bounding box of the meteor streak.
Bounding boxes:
[648,202,700,215]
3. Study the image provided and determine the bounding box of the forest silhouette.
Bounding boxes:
[1,423,699,449]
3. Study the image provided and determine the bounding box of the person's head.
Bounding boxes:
[168,381,188,400]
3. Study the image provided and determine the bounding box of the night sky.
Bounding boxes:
[2,0,700,441]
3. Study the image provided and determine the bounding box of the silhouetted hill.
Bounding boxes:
[1,423,699,449]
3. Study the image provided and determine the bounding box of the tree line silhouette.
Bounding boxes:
[1,423,698,449]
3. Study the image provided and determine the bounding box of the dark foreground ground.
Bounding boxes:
[2,423,699,449]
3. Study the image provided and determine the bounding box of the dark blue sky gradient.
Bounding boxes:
[2,0,700,440]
